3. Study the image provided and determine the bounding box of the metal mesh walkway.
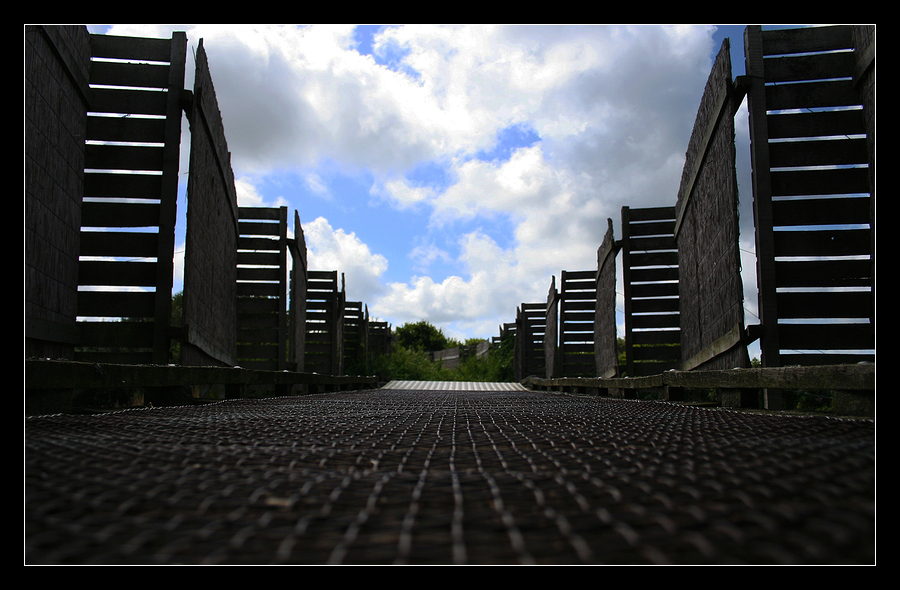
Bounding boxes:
[25,385,875,565]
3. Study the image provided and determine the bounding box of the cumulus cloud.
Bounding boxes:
[303,217,389,303]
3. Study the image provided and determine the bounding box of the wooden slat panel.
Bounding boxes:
[765,109,865,140]
[778,322,873,350]
[89,87,169,116]
[239,236,283,250]
[768,137,869,168]
[81,201,161,228]
[630,282,679,299]
[628,235,676,251]
[237,282,282,297]
[235,313,279,329]
[770,167,869,198]
[77,290,156,318]
[78,260,157,287]
[765,79,861,112]
[776,290,873,319]
[762,50,855,83]
[238,207,286,221]
[629,267,679,283]
[629,251,678,267]
[631,298,680,314]
[632,345,681,361]
[632,314,680,329]
[80,231,159,258]
[771,197,871,227]
[83,172,162,199]
[90,33,174,62]
[85,143,165,171]
[626,206,675,222]
[774,259,873,288]
[627,220,676,237]
[78,320,156,347]
[632,331,680,346]
[760,25,853,57]
[237,251,281,266]
[236,328,280,344]
[236,267,281,282]
[86,115,167,143]
[238,221,282,236]
[773,228,871,257]
[89,60,170,88]
[237,297,279,314]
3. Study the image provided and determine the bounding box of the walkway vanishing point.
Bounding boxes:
[25,379,875,565]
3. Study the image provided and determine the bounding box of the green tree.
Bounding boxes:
[395,320,454,352]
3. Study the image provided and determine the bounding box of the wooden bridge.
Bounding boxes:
[25,26,876,565]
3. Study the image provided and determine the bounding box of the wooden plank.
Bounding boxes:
[629,267,679,283]
[237,267,281,282]
[632,314,680,329]
[765,79,861,112]
[760,25,853,56]
[83,171,162,199]
[237,297,280,314]
[771,167,869,198]
[766,108,866,139]
[78,320,155,347]
[89,86,169,116]
[778,322,873,350]
[768,137,869,168]
[771,196,871,227]
[88,59,170,88]
[90,33,174,62]
[630,282,679,299]
[627,220,676,237]
[77,290,156,318]
[239,236,283,251]
[776,290,874,319]
[762,50,856,83]
[237,282,282,297]
[86,115,167,143]
[774,259,873,288]
[631,298,679,314]
[237,251,281,266]
[78,260,157,287]
[81,201,161,228]
[773,228,871,258]
[85,143,165,171]
[239,221,283,236]
[80,231,159,258]
[629,251,678,267]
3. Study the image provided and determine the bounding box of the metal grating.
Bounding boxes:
[26,387,874,565]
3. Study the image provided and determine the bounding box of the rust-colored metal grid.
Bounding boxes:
[25,388,875,565]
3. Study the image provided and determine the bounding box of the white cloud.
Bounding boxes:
[303,217,389,303]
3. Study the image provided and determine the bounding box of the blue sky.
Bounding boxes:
[88,24,763,350]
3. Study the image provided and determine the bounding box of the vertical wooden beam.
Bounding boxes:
[152,31,186,364]
[743,26,780,367]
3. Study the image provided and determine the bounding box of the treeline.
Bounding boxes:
[368,320,515,383]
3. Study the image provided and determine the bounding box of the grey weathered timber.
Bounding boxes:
[289,211,309,373]
[675,38,751,372]
[522,362,874,416]
[182,39,239,368]
[593,219,620,378]
[744,25,874,367]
